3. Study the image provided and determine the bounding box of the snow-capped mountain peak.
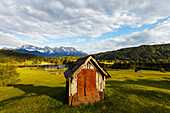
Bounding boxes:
[15,44,87,57]
[17,44,40,52]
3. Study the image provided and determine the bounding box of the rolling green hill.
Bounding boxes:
[0,49,43,63]
[0,49,42,58]
[94,44,170,63]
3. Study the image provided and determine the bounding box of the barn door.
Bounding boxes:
[77,70,85,97]
[77,69,97,97]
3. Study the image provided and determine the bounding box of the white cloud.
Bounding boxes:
[80,18,170,54]
[0,0,170,53]
[0,0,169,41]
[0,32,28,47]
[48,42,70,47]
[26,39,44,44]
[75,38,86,42]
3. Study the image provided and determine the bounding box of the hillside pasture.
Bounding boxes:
[0,68,170,113]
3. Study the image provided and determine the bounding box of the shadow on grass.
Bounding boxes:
[12,84,66,104]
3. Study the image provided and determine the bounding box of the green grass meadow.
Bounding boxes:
[0,68,170,113]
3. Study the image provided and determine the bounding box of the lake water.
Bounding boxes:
[42,64,67,69]
[18,64,68,69]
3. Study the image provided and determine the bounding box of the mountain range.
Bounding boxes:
[3,44,87,57]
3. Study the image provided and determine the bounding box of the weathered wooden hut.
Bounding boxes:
[64,55,111,106]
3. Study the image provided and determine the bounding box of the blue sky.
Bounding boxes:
[0,0,170,54]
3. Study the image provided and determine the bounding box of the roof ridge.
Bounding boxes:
[64,55,111,79]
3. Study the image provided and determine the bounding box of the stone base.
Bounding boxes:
[68,91,104,106]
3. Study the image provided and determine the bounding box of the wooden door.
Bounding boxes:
[77,69,97,97]
[77,70,85,97]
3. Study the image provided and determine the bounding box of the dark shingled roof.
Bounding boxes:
[64,55,111,79]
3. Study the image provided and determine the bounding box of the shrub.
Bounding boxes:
[160,68,165,73]
[0,64,20,87]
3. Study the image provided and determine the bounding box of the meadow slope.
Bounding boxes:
[0,68,170,113]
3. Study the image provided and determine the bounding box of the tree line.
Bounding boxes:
[100,62,170,72]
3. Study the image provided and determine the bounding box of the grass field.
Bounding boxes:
[0,68,170,113]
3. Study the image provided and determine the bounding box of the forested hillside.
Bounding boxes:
[0,49,44,63]
[94,44,170,63]
[0,49,79,65]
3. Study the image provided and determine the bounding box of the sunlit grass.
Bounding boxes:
[0,68,170,113]
[99,62,114,65]
[17,68,66,87]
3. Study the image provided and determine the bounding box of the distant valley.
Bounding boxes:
[1,43,170,71]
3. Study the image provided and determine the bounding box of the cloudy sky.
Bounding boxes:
[0,0,170,54]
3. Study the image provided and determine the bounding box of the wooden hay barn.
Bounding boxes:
[64,55,111,106]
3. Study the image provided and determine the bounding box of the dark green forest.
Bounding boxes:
[94,44,170,63]
[93,44,170,71]
[0,49,42,63]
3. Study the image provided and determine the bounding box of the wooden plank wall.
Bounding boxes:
[68,61,105,96]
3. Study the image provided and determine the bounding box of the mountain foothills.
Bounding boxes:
[6,44,87,57]
[94,44,170,63]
